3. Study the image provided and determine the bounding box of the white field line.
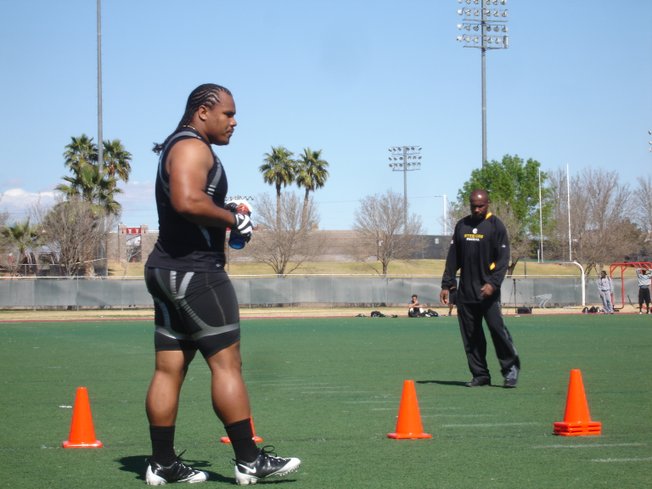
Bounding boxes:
[246,380,331,386]
[441,422,540,428]
[302,390,377,395]
[591,457,652,463]
[427,413,494,417]
[532,443,650,463]
[531,443,646,449]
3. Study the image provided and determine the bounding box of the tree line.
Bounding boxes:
[1,134,131,276]
[0,141,332,276]
[447,155,651,275]
[1,135,650,277]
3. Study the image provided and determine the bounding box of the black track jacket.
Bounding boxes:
[441,212,510,304]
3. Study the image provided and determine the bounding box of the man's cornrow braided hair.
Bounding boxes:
[153,83,232,154]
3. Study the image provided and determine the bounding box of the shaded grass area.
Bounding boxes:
[1,315,651,488]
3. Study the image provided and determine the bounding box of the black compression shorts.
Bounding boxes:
[145,267,241,358]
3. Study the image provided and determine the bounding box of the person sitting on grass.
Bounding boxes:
[408,295,438,318]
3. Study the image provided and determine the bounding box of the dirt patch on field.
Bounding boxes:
[0,305,597,322]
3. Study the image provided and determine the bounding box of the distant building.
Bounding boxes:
[106,228,450,264]
[106,225,157,263]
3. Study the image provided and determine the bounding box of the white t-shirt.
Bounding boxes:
[636,269,651,287]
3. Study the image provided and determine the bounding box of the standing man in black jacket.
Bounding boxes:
[439,189,520,388]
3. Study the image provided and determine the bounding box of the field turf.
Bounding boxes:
[0,314,650,488]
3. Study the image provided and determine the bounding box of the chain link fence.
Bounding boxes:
[0,274,637,311]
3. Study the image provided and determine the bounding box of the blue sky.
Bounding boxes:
[1,0,650,235]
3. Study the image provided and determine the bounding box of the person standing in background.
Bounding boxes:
[636,268,651,314]
[596,270,614,314]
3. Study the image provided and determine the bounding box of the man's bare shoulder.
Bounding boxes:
[166,138,213,172]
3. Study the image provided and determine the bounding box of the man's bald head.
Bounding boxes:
[469,189,489,203]
[469,189,490,220]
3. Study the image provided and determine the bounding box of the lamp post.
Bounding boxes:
[566,164,572,262]
[434,194,449,235]
[456,0,509,167]
[96,0,103,169]
[96,0,106,274]
[538,168,544,262]
[388,146,422,232]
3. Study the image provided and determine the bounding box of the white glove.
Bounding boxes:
[233,213,253,242]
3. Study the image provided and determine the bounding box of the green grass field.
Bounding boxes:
[1,314,651,488]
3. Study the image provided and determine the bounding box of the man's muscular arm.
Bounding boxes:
[166,139,236,227]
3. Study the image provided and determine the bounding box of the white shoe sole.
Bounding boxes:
[234,458,301,485]
[145,465,208,485]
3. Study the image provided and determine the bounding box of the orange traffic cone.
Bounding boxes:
[220,417,264,444]
[553,369,602,436]
[62,387,103,448]
[387,380,432,440]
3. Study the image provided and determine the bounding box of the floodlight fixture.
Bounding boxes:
[388,145,423,232]
[455,0,509,167]
[456,4,509,48]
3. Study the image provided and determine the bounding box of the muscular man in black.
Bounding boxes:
[439,189,520,388]
[144,84,300,485]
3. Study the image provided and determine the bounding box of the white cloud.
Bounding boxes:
[0,182,157,229]
[0,188,59,222]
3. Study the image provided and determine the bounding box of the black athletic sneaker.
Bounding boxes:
[145,457,208,485]
[234,446,301,485]
[465,377,491,387]
[503,365,520,388]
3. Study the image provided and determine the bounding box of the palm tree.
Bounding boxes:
[295,148,329,227]
[56,159,122,215]
[58,135,131,276]
[2,219,41,275]
[259,146,295,227]
[102,139,132,184]
[63,134,97,176]
[58,135,131,216]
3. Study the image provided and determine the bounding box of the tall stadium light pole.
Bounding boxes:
[96,0,103,169]
[456,0,509,167]
[388,146,422,232]
[96,0,107,274]
[434,194,448,235]
[538,168,544,262]
[566,164,572,262]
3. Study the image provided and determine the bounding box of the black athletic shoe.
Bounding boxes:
[465,377,491,387]
[503,365,520,388]
[234,446,301,485]
[145,457,208,485]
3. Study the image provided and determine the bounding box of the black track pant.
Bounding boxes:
[456,300,520,380]
[638,287,651,310]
